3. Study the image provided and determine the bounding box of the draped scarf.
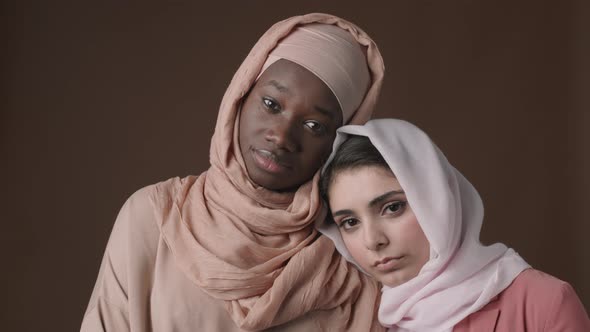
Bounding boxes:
[150,13,386,330]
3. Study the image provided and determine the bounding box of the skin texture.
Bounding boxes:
[239,59,343,192]
[328,165,430,287]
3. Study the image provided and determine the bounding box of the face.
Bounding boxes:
[328,165,430,287]
[239,59,343,191]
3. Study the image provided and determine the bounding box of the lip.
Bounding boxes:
[373,256,404,272]
[251,148,291,173]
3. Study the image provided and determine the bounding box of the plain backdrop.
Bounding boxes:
[2,1,589,331]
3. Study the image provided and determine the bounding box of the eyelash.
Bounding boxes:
[383,201,407,216]
[262,97,281,113]
[304,121,326,135]
[336,200,408,231]
[261,97,328,136]
[338,218,359,231]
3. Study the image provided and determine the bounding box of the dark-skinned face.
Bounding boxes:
[238,59,343,192]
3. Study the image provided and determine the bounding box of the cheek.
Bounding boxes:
[310,146,331,168]
[341,234,373,270]
[403,218,430,264]
[239,101,262,141]
[305,135,335,162]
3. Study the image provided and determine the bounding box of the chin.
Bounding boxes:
[250,175,278,190]
[250,170,308,193]
[380,273,415,288]
[250,173,290,192]
[380,279,403,288]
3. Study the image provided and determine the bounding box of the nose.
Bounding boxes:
[363,223,389,251]
[264,116,300,152]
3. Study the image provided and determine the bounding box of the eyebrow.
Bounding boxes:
[368,190,405,208]
[314,105,338,120]
[332,209,355,218]
[265,80,289,93]
[331,191,404,218]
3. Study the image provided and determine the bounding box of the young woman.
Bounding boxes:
[319,119,590,331]
[81,14,386,331]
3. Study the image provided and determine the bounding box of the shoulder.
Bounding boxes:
[508,268,568,295]
[497,268,590,330]
[114,175,199,235]
[124,175,199,215]
[500,268,574,305]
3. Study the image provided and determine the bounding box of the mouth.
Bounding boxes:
[251,148,291,173]
[373,256,404,272]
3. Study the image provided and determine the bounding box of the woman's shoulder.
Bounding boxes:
[115,175,200,233]
[495,268,590,330]
[500,268,578,306]
[125,175,199,210]
[509,268,569,293]
[130,175,198,200]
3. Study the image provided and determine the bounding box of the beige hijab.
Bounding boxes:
[149,13,385,331]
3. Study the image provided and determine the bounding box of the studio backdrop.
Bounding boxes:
[2,1,588,331]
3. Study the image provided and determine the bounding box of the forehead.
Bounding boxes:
[329,166,401,206]
[258,59,321,86]
[257,60,341,105]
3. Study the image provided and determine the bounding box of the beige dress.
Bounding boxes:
[82,183,365,331]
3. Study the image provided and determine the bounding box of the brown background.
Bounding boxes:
[2,1,588,331]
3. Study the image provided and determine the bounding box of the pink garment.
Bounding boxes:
[454,269,590,331]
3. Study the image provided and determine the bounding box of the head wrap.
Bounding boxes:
[318,119,530,332]
[151,13,386,331]
[259,23,370,123]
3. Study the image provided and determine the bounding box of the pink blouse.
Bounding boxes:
[453,269,589,331]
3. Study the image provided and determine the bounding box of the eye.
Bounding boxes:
[304,120,327,135]
[262,97,281,113]
[338,218,360,231]
[383,201,407,216]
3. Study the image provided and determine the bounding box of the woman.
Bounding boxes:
[319,119,590,331]
[81,13,386,331]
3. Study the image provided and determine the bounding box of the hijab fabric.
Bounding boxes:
[261,23,370,123]
[319,119,530,331]
[149,13,385,331]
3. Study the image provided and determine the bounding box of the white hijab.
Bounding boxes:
[318,119,530,331]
